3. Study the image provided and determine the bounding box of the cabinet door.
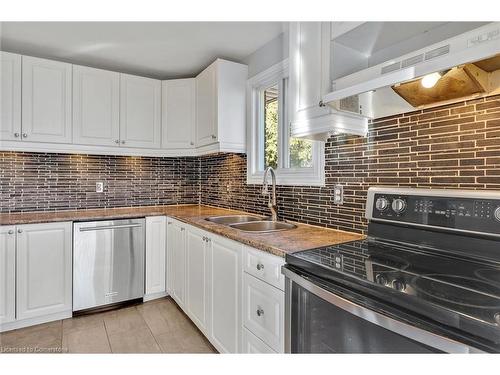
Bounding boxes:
[16,221,72,320]
[22,56,72,143]
[0,226,16,324]
[162,79,196,149]
[196,63,217,147]
[289,22,331,125]
[120,74,161,148]
[0,52,22,141]
[242,327,276,354]
[73,65,120,146]
[209,235,242,353]
[167,219,186,308]
[145,216,167,296]
[185,226,210,334]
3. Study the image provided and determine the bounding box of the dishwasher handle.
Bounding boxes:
[79,223,143,232]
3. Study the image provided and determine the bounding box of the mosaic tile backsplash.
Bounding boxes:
[2,95,500,234]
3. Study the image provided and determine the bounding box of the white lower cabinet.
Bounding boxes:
[185,226,210,335]
[242,327,277,353]
[16,222,73,321]
[167,218,187,308]
[209,235,242,353]
[0,226,16,324]
[145,216,167,300]
[242,272,285,353]
[165,217,285,354]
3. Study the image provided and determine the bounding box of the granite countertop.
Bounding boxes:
[0,204,365,257]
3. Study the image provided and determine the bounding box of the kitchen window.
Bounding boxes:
[247,60,325,186]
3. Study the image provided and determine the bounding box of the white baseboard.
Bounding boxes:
[0,310,72,333]
[143,291,168,302]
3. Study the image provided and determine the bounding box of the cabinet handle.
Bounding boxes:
[318,100,325,108]
[115,139,120,144]
[17,229,23,234]
[190,141,194,146]
[167,222,172,225]
[14,132,20,138]
[8,229,14,235]
[256,263,265,271]
[121,140,125,144]
[22,133,28,138]
[180,227,185,231]
[256,308,264,317]
[211,135,216,140]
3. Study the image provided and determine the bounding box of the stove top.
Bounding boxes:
[285,188,500,348]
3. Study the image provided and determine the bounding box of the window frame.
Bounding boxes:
[246,59,325,186]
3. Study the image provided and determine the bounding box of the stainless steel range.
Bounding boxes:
[283,187,500,353]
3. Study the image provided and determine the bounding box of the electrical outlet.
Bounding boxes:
[95,182,104,193]
[333,185,343,204]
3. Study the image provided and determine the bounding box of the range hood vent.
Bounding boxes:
[324,22,500,119]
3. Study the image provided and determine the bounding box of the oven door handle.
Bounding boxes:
[282,266,485,354]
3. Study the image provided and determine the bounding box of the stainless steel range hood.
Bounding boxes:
[323,22,500,119]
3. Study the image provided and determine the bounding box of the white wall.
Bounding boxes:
[242,31,288,78]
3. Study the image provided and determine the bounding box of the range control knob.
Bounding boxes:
[375,274,389,286]
[375,197,389,211]
[392,198,406,214]
[495,207,500,222]
[391,279,406,292]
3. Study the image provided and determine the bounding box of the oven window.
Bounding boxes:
[291,282,440,353]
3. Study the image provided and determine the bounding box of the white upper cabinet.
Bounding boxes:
[120,73,161,149]
[16,221,72,320]
[196,59,247,152]
[162,78,196,149]
[0,226,16,324]
[0,52,22,142]
[289,22,368,139]
[289,22,332,125]
[22,56,72,143]
[73,65,120,146]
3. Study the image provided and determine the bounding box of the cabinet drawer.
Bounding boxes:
[243,273,284,353]
[242,327,276,354]
[244,246,285,291]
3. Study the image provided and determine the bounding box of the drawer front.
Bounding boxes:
[242,327,276,354]
[243,273,284,353]
[244,246,285,291]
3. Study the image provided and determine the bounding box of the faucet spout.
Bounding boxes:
[262,167,278,221]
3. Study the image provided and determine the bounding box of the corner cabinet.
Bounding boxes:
[0,52,21,142]
[21,56,72,143]
[72,65,120,147]
[161,78,196,150]
[195,59,247,153]
[120,73,162,149]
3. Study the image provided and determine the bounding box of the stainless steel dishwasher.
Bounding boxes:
[73,218,145,312]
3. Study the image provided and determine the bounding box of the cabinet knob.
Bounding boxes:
[121,140,125,144]
[256,263,265,271]
[22,133,28,138]
[14,132,20,138]
[180,227,185,231]
[17,229,23,234]
[318,100,325,107]
[190,141,194,146]
[256,308,264,317]
[8,229,14,235]
[115,139,120,144]
[211,135,217,140]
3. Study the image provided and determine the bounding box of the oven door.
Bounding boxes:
[283,266,483,353]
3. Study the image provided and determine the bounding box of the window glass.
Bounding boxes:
[289,138,313,168]
[263,84,279,169]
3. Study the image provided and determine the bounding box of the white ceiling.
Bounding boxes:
[0,22,286,79]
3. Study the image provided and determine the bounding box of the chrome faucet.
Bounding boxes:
[262,166,278,221]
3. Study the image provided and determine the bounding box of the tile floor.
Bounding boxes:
[0,297,217,354]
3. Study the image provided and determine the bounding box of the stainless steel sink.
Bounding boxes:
[229,221,297,233]
[205,215,262,225]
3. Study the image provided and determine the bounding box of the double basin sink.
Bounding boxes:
[205,215,296,233]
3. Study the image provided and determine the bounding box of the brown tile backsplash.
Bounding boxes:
[1,95,500,234]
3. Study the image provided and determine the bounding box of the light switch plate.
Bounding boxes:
[95,182,104,193]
